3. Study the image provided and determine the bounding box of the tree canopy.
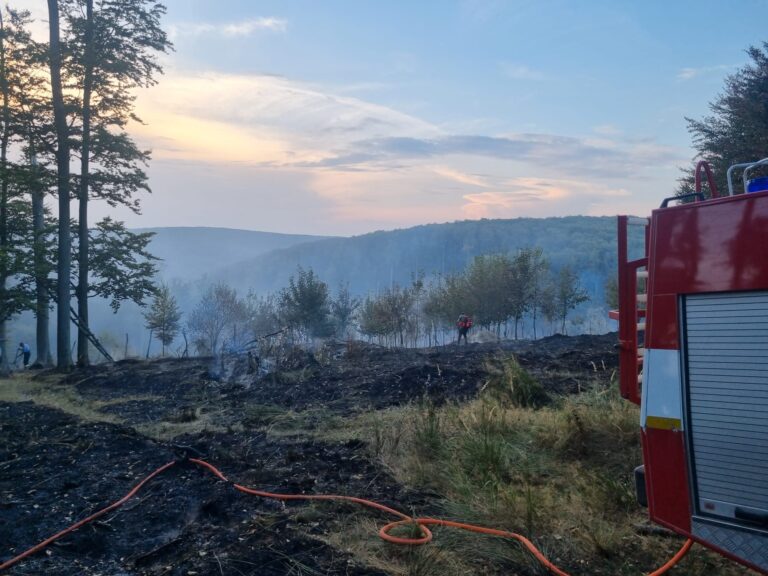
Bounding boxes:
[679,42,768,197]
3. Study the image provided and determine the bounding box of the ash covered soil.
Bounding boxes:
[1,334,617,575]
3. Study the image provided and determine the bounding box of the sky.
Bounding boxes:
[17,0,768,235]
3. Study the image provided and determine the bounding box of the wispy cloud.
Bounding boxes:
[169,17,287,39]
[500,62,544,80]
[127,70,686,233]
[333,82,392,95]
[132,71,437,166]
[462,178,630,218]
[593,124,621,136]
[676,64,734,81]
[433,167,491,188]
[300,132,685,179]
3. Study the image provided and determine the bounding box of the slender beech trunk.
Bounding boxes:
[48,0,72,369]
[31,156,51,365]
[0,10,11,375]
[77,0,94,366]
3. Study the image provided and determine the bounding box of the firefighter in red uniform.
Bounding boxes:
[456,313,472,345]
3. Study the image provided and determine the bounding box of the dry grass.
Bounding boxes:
[0,373,122,424]
[0,373,238,441]
[315,368,748,576]
[319,516,462,576]
[136,407,243,441]
[242,404,347,439]
[91,395,165,408]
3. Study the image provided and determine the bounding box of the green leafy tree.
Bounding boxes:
[143,283,180,356]
[526,248,549,339]
[423,273,470,342]
[0,195,33,373]
[379,284,416,347]
[188,283,245,355]
[0,9,38,373]
[554,266,590,334]
[331,283,360,339]
[61,0,171,365]
[5,7,56,367]
[465,254,510,334]
[82,217,158,312]
[279,267,332,339]
[47,0,73,368]
[507,249,541,339]
[359,280,426,347]
[678,43,768,197]
[246,293,281,340]
[539,276,558,336]
[359,295,388,343]
[28,162,56,367]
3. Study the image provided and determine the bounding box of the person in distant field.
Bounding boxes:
[456,313,473,345]
[17,342,31,368]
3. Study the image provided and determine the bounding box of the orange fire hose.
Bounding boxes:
[0,458,693,574]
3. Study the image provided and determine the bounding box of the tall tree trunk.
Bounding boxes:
[0,10,11,375]
[48,0,72,369]
[77,0,94,366]
[31,156,52,366]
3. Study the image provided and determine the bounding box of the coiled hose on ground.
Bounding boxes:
[0,457,693,575]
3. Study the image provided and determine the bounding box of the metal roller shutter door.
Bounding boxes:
[685,291,768,522]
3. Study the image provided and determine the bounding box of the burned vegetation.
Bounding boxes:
[0,335,748,576]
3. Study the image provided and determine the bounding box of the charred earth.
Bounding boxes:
[0,334,747,575]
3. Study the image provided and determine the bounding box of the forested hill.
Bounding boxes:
[209,216,620,303]
[138,227,330,281]
[10,217,622,355]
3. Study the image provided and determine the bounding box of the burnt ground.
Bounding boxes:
[0,333,618,575]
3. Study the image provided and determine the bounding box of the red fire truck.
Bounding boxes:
[614,159,768,575]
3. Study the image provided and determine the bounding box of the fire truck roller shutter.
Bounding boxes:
[684,291,768,572]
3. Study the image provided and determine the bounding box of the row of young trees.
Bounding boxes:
[360,249,589,347]
[0,2,171,372]
[142,269,362,356]
[144,251,590,356]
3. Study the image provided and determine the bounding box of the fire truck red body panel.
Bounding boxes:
[618,189,768,575]
[642,428,692,532]
[650,191,768,296]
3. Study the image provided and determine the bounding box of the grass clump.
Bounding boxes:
[412,400,444,459]
[243,403,287,427]
[483,354,548,408]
